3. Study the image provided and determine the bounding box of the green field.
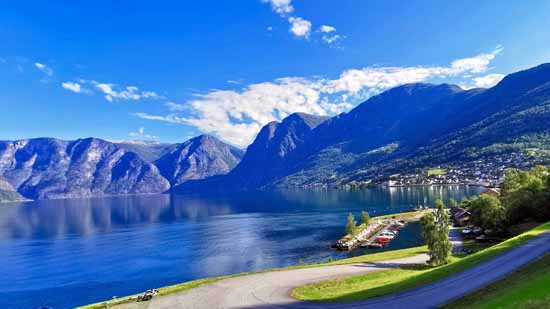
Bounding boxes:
[442,254,550,309]
[426,168,447,176]
[291,222,550,302]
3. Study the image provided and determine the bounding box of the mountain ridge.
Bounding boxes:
[0,135,243,201]
[176,63,550,192]
[3,63,550,200]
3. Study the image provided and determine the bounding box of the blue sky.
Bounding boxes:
[1,0,550,147]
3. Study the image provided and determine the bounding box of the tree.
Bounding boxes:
[449,198,458,208]
[502,166,550,223]
[361,210,370,226]
[467,195,505,232]
[420,199,452,266]
[346,213,357,235]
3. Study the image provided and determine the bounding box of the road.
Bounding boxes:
[133,233,550,309]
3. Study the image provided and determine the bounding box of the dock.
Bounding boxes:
[335,218,407,251]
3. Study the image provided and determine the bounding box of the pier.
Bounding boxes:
[334,211,427,251]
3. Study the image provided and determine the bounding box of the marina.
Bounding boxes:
[335,211,425,251]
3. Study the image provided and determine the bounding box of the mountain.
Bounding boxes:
[0,135,243,200]
[175,112,329,192]
[176,63,550,191]
[116,141,178,162]
[0,176,26,203]
[4,64,550,199]
[154,135,244,186]
[0,138,170,200]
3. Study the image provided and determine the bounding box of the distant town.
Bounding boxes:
[381,152,547,188]
[337,151,550,190]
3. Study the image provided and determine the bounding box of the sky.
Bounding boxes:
[1,0,550,147]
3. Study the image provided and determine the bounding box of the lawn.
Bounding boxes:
[442,254,550,309]
[427,168,447,176]
[291,222,550,302]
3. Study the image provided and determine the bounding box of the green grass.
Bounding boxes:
[427,168,447,176]
[461,239,493,254]
[292,222,550,302]
[77,245,428,309]
[442,254,550,309]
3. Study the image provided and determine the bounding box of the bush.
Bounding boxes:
[502,166,550,224]
[361,210,370,225]
[346,213,357,235]
[464,195,505,232]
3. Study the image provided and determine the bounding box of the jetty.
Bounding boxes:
[334,211,427,251]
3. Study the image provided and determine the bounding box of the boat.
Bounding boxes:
[367,242,384,249]
[379,232,396,238]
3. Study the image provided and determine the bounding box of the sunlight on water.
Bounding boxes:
[0,186,483,309]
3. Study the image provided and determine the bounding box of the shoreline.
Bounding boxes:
[76,210,429,309]
[335,210,427,251]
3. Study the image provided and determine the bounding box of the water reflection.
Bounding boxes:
[0,186,482,240]
[0,186,483,309]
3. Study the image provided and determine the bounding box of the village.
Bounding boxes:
[381,152,544,188]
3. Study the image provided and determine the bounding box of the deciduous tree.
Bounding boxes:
[421,199,452,266]
[346,213,357,235]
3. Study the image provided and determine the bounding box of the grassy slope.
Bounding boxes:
[292,222,550,302]
[77,245,428,309]
[442,254,550,309]
[427,168,447,176]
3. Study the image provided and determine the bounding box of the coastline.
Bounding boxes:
[76,210,429,309]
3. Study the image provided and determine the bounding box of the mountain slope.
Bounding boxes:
[177,63,550,191]
[0,138,171,199]
[154,135,244,186]
[0,135,245,200]
[0,176,26,203]
[175,113,329,192]
[116,142,178,162]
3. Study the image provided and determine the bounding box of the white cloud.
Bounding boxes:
[136,48,503,147]
[92,82,162,102]
[34,62,53,76]
[322,34,342,45]
[318,25,344,45]
[472,73,505,88]
[263,0,294,16]
[165,101,187,112]
[319,25,336,33]
[288,17,311,38]
[262,1,344,45]
[449,47,502,74]
[61,82,82,93]
[134,112,188,125]
[227,79,242,85]
[129,127,158,140]
[60,79,162,102]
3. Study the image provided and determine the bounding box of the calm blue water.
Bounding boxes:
[0,186,483,309]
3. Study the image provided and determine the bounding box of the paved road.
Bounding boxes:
[138,233,550,309]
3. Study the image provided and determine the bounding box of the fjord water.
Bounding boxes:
[0,186,483,309]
